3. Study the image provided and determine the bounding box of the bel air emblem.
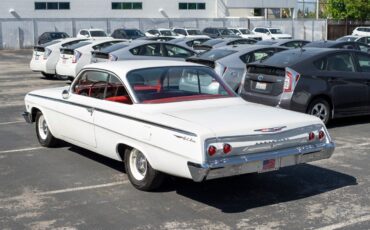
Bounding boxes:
[254,126,287,133]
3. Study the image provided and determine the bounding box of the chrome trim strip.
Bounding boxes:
[28,93,197,137]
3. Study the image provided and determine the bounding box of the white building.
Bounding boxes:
[1,0,297,19]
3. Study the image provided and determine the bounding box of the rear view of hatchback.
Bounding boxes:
[239,48,370,124]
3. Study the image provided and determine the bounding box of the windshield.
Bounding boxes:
[220,29,235,35]
[196,49,237,61]
[127,66,235,103]
[90,31,107,37]
[187,30,202,35]
[269,29,283,34]
[337,36,357,42]
[240,29,252,34]
[160,30,177,36]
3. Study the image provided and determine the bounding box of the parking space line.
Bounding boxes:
[0,147,44,154]
[0,181,128,202]
[316,214,370,230]
[0,121,24,125]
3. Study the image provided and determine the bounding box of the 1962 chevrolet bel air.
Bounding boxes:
[23,60,335,191]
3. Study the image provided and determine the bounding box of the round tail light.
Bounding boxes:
[208,145,217,156]
[223,144,232,154]
[318,130,325,140]
[308,132,315,141]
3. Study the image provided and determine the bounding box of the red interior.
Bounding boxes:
[105,96,132,104]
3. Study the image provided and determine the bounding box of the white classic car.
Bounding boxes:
[23,60,335,191]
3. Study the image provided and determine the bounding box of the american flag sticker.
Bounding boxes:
[263,159,276,170]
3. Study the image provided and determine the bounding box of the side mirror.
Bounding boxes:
[62,89,70,99]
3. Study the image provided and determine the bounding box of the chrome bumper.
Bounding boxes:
[188,142,335,182]
[22,112,32,123]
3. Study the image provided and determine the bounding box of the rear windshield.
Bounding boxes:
[50,33,69,39]
[337,36,357,42]
[187,30,202,35]
[100,42,129,53]
[65,41,92,50]
[258,50,309,66]
[124,29,145,37]
[269,29,282,34]
[90,31,107,37]
[202,39,224,46]
[196,49,237,61]
[127,66,234,103]
[240,29,252,34]
[256,40,277,45]
[160,30,177,36]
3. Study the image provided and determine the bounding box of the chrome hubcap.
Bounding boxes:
[38,115,48,140]
[311,103,328,122]
[129,149,147,181]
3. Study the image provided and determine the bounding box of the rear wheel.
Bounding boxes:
[35,112,59,147]
[41,72,55,79]
[124,148,164,191]
[307,98,331,125]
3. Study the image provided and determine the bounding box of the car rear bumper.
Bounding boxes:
[56,62,77,77]
[30,59,55,74]
[187,141,335,182]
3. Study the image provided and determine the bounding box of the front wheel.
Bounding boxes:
[124,148,164,191]
[35,112,59,147]
[307,99,331,125]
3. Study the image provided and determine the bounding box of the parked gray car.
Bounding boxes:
[91,40,196,62]
[187,45,287,90]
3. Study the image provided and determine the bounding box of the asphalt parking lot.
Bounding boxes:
[0,50,370,230]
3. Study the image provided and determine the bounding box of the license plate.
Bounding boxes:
[255,82,267,90]
[259,159,279,173]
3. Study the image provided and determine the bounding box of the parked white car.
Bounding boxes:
[55,39,125,78]
[352,27,370,36]
[229,28,262,40]
[30,38,88,79]
[252,27,292,40]
[76,29,111,40]
[145,28,183,38]
[23,60,335,191]
[172,28,209,38]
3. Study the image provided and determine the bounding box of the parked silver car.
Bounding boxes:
[187,45,287,90]
[91,40,196,62]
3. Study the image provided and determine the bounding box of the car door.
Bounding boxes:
[57,70,111,147]
[317,52,369,115]
[354,52,370,113]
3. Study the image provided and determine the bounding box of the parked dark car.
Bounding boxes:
[256,39,310,48]
[37,32,69,45]
[239,48,370,124]
[304,40,370,53]
[193,38,257,52]
[111,28,145,39]
[202,27,241,39]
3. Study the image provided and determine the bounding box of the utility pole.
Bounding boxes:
[316,0,320,19]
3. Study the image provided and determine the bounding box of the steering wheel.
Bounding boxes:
[88,81,114,98]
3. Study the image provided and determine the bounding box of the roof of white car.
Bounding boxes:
[80,28,105,32]
[84,60,204,76]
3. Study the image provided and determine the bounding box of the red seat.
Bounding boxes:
[105,96,132,104]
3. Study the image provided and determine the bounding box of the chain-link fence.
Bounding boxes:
[0,18,327,49]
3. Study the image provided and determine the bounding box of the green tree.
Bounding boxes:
[326,0,370,19]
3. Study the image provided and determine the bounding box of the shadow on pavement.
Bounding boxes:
[66,145,356,213]
[327,115,370,129]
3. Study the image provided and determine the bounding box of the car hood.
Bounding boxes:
[157,98,323,138]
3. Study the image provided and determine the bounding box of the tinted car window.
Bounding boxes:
[130,44,162,56]
[227,39,256,45]
[90,31,107,37]
[326,53,355,72]
[160,30,177,36]
[240,29,251,34]
[240,49,276,64]
[269,29,282,34]
[164,44,194,58]
[101,43,128,53]
[197,49,237,61]
[202,39,224,46]
[356,53,370,72]
[187,30,202,35]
